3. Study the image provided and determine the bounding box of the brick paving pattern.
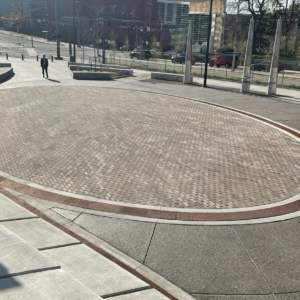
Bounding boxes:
[0,86,300,209]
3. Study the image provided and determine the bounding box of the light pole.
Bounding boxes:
[73,0,77,62]
[232,0,245,71]
[55,0,61,59]
[203,0,213,87]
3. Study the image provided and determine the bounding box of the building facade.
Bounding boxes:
[157,0,189,45]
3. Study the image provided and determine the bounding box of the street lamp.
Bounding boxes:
[55,0,61,59]
[73,0,78,62]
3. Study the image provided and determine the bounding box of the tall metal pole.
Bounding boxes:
[232,0,240,71]
[102,19,106,64]
[77,7,81,47]
[55,0,61,59]
[73,0,76,62]
[203,0,213,87]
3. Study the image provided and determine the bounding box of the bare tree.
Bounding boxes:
[171,33,184,54]
[281,0,299,56]
[109,29,118,62]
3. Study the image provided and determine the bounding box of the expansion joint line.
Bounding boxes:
[230,225,277,300]
[143,222,157,265]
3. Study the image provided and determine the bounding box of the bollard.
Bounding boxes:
[226,67,227,78]
[51,56,53,62]
[22,54,24,60]
[6,53,8,60]
[201,62,202,75]
[282,70,284,84]
[165,59,166,71]
[37,55,38,61]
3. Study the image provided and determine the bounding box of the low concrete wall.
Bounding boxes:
[0,63,12,68]
[151,72,191,82]
[70,65,133,76]
[0,67,13,83]
[73,71,112,80]
[68,62,131,70]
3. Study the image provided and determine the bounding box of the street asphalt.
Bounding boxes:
[0,55,300,300]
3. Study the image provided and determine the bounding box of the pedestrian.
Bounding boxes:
[40,54,49,78]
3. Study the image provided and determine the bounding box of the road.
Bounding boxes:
[0,29,299,86]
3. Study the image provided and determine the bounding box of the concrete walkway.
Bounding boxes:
[1,57,300,300]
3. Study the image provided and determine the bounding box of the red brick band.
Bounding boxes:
[1,179,300,221]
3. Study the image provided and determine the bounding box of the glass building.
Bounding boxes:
[189,12,216,50]
[0,0,16,16]
[158,0,190,45]
[22,0,47,20]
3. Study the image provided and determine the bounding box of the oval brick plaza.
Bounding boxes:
[0,86,300,220]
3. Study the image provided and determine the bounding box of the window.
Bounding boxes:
[110,5,116,13]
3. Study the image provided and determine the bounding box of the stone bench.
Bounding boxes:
[73,71,112,80]
[151,72,192,83]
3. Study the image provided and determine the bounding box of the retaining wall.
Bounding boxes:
[0,67,13,83]
[70,65,133,76]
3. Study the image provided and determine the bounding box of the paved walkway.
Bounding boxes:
[1,57,300,299]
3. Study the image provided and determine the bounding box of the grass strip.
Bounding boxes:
[106,63,300,89]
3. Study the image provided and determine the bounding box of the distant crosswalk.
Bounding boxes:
[26,48,37,56]
[276,96,300,104]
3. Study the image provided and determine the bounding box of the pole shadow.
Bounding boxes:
[0,263,22,291]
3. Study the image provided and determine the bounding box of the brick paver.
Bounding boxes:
[1,86,300,208]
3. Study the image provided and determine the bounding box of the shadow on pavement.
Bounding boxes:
[47,78,60,83]
[0,263,21,290]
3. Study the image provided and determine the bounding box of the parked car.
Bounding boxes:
[209,55,239,68]
[171,53,196,65]
[129,49,151,60]
[150,48,163,58]
[251,61,284,72]
[120,45,134,51]
[162,50,176,59]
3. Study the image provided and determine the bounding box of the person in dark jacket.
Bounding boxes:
[40,55,49,78]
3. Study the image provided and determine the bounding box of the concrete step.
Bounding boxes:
[0,193,169,299]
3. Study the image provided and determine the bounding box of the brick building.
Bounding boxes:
[46,0,163,48]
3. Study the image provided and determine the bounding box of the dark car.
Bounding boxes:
[129,49,151,60]
[209,55,239,68]
[162,50,176,59]
[251,61,284,72]
[120,45,134,51]
[171,53,196,65]
[150,48,163,58]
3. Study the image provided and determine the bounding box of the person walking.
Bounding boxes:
[40,55,49,78]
